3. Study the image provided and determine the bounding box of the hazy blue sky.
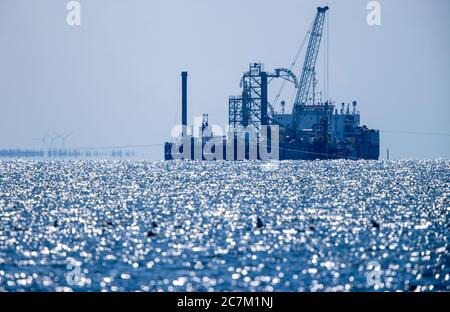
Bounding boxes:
[0,0,449,159]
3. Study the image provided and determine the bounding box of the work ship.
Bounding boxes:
[164,7,379,161]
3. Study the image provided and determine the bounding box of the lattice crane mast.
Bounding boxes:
[291,6,329,133]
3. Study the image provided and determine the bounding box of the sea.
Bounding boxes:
[0,159,448,291]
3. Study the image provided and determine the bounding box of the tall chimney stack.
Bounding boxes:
[181,72,188,137]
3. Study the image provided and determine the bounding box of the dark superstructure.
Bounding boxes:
[165,6,380,161]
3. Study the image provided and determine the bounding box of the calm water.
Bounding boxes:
[0,160,448,292]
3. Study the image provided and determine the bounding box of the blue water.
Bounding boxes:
[0,160,448,291]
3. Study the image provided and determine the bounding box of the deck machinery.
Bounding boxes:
[228,61,380,160]
[165,6,380,161]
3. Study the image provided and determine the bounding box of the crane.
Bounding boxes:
[291,6,329,133]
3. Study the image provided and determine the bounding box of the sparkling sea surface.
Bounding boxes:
[0,160,449,292]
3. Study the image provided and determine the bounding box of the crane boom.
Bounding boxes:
[291,6,329,132]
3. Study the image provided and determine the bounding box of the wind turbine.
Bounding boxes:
[60,133,72,150]
[48,133,59,150]
[32,131,50,150]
